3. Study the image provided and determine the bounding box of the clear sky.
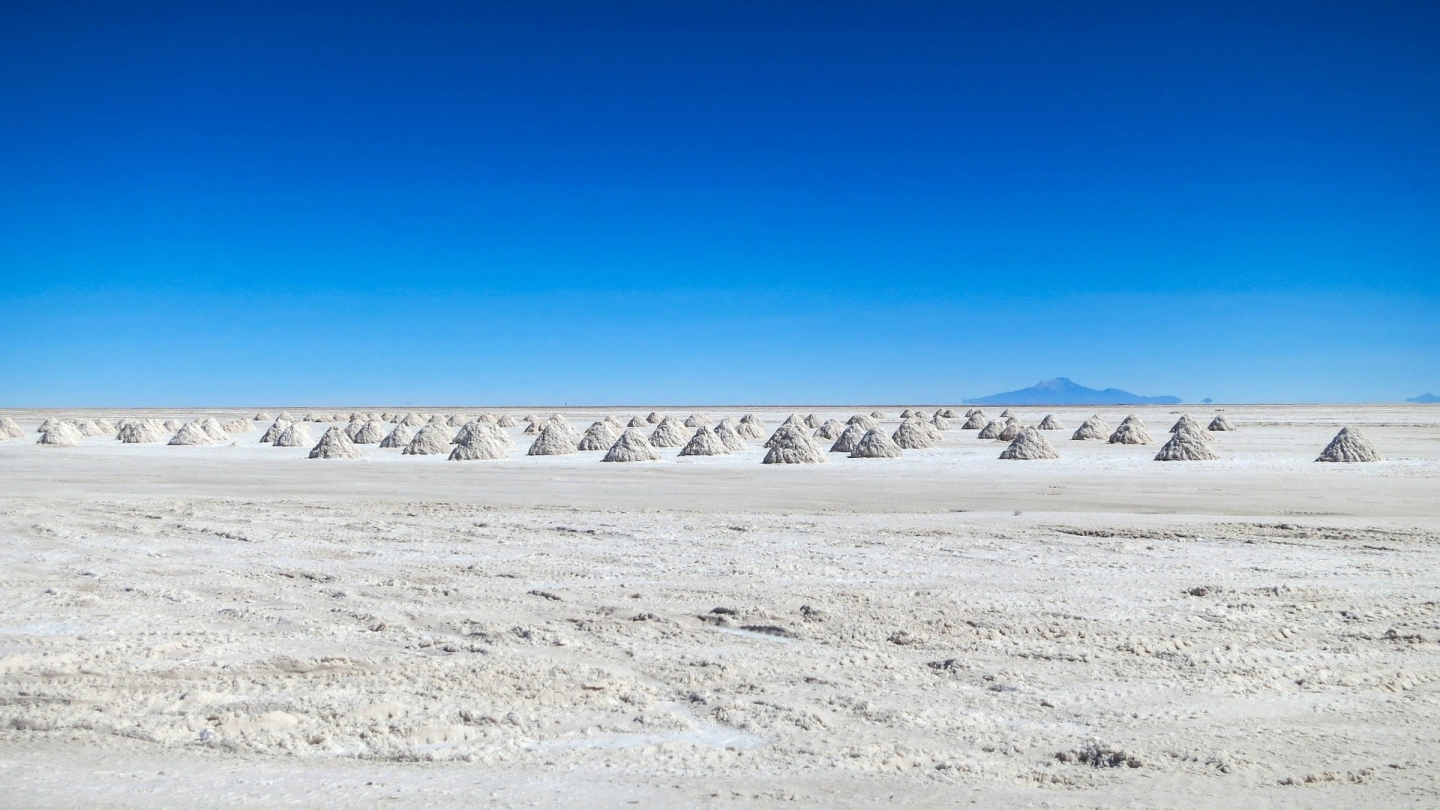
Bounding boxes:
[3,1,1437,406]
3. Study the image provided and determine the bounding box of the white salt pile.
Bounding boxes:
[850,428,904,458]
[168,422,213,446]
[37,417,63,433]
[684,414,712,428]
[1,417,25,439]
[522,421,543,435]
[737,414,767,439]
[899,409,915,419]
[761,425,827,464]
[497,414,518,428]
[627,416,648,428]
[402,424,451,455]
[259,419,291,443]
[547,415,583,444]
[804,414,823,428]
[75,419,103,437]
[1000,409,1014,418]
[1170,415,1201,433]
[846,414,878,430]
[400,413,425,427]
[275,411,295,422]
[117,420,167,443]
[976,420,1004,439]
[646,412,663,424]
[892,420,934,449]
[603,429,662,462]
[199,418,229,441]
[1000,427,1061,460]
[604,414,626,429]
[1071,415,1110,441]
[271,423,313,448]
[1037,414,1063,430]
[38,423,84,446]
[1155,426,1220,461]
[379,423,414,448]
[343,420,365,440]
[813,419,845,440]
[447,414,468,427]
[996,419,1024,442]
[303,412,322,422]
[649,417,689,448]
[449,426,511,460]
[713,419,749,452]
[309,427,364,459]
[1108,417,1154,445]
[94,418,117,434]
[870,410,887,419]
[1316,427,1381,462]
[254,412,272,421]
[578,421,621,451]
[930,413,951,430]
[222,419,253,434]
[939,408,958,419]
[679,426,730,456]
[1208,415,1236,431]
[964,408,979,417]
[830,424,866,453]
[961,411,987,430]
[527,423,579,456]
[352,421,386,444]
[781,414,804,429]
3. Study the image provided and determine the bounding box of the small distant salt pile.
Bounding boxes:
[497,414,518,428]
[976,420,1004,439]
[850,428,903,458]
[168,421,213,446]
[930,413,951,431]
[999,409,1014,418]
[939,408,958,419]
[449,427,511,460]
[900,409,915,419]
[303,412,322,422]
[1037,414,1063,430]
[830,424,866,453]
[197,418,228,441]
[259,419,289,443]
[276,411,295,422]
[1208,415,1236,431]
[1108,417,1153,445]
[1170,415,1202,434]
[1000,427,1060,460]
[38,423,83,446]
[996,419,1025,442]
[365,412,382,422]
[117,419,167,443]
[546,415,583,444]
[1316,427,1381,463]
[272,423,313,447]
[578,420,621,451]
[803,413,823,429]
[892,420,934,449]
[713,419,749,451]
[522,420,543,435]
[382,412,397,422]
[37,417,63,433]
[344,420,365,440]
[401,424,451,455]
[813,419,845,440]
[379,423,414,448]
[1155,425,1220,461]
[222,418,253,434]
[254,412,272,421]
[649,416,690,448]
[1,417,25,439]
[604,414,626,429]
[846,414,878,430]
[961,411,987,430]
[627,416,647,428]
[761,425,827,464]
[603,429,662,462]
[684,414,713,428]
[1071,415,1110,441]
[870,410,886,419]
[646,412,663,424]
[74,419,103,436]
[400,412,425,427]
[527,423,579,456]
[307,427,364,459]
[352,420,386,444]
[736,414,767,439]
[680,426,730,456]
[911,410,929,421]
[447,414,467,427]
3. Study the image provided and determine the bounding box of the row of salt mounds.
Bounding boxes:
[813,419,845,440]
[830,424,865,453]
[0,417,25,439]
[850,427,903,458]
[684,413,712,428]
[893,419,936,449]
[1208,414,1236,431]
[961,409,988,430]
[259,419,291,443]
[1000,427,1060,460]
[649,416,689,448]
[380,423,414,448]
[1108,416,1153,445]
[1037,414,1063,430]
[713,419,749,451]
[763,424,826,464]
[403,424,453,455]
[168,421,215,446]
[450,424,512,460]
[679,425,729,456]
[309,426,364,459]
[603,429,662,462]
[1155,423,1219,461]
[1071,415,1110,441]
[846,413,878,430]
[272,423,313,448]
[117,419,167,443]
[528,422,578,456]
[578,420,621,451]
[1316,427,1381,462]
[37,422,85,446]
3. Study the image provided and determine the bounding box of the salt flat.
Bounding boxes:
[1,405,1437,808]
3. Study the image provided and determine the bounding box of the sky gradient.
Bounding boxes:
[3,1,1437,405]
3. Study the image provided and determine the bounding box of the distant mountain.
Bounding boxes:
[964,378,1182,406]
[1409,393,1439,403]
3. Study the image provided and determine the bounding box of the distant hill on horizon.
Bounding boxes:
[1409,393,1439,403]
[965,378,1182,406]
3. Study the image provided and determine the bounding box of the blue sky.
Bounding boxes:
[3,1,1437,405]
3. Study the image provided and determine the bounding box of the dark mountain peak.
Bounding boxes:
[964,379,1182,406]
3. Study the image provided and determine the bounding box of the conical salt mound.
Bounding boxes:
[344,420,365,439]
[846,414,878,430]
[870,410,886,419]
[353,420,386,444]
[1155,429,1219,461]
[272,423,313,448]
[780,414,805,429]
[1108,421,1153,445]
[168,422,213,446]
[546,415,583,444]
[762,425,826,464]
[309,426,364,459]
[94,418,117,434]
[603,429,662,462]
[222,418,252,434]
[713,419,749,452]
[1170,415,1201,433]
[254,412,272,421]
[813,419,845,440]
[961,412,987,430]
[627,416,647,428]
[1208,415,1236,431]
[684,414,712,428]
[603,414,625,428]
[117,420,166,443]
[736,414,766,439]
[75,419,103,437]
[939,408,958,419]
[379,423,414,448]
[830,424,866,453]
[400,412,425,427]
[522,421,543,435]
[303,412,321,422]
[996,419,1024,442]
[645,412,663,424]
[911,410,929,421]
[527,423,578,456]
[497,414,518,428]
[1000,427,1060,460]
[259,419,290,443]
[930,414,951,431]
[578,421,621,451]
[449,428,511,461]
[850,428,904,458]
[0,417,24,439]
[446,414,467,427]
[999,409,1014,418]
[680,426,729,456]
[976,420,1004,439]
[803,413,823,429]
[649,417,689,448]
[38,425,83,446]
[1316,427,1381,463]
[1037,414,1062,430]
[892,420,934,449]
[1071,415,1109,440]
[919,419,945,442]
[899,409,914,419]
[199,418,228,441]
[36,417,62,433]
[403,424,452,455]
[1119,414,1143,426]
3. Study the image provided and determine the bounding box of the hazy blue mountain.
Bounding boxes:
[1408,393,1439,403]
[965,378,1182,406]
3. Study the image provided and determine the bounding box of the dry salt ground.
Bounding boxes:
[0,404,1439,808]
